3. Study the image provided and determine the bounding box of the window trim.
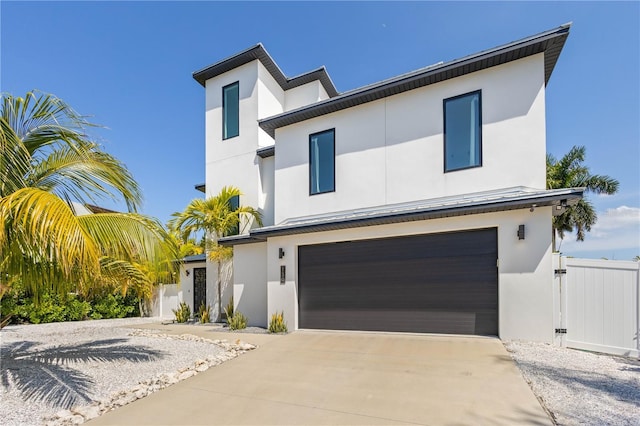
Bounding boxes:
[308,128,336,196]
[443,90,482,173]
[222,81,240,140]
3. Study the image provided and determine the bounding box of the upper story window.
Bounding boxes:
[223,82,239,139]
[309,129,335,195]
[444,91,482,172]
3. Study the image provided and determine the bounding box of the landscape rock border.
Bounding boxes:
[44,330,256,426]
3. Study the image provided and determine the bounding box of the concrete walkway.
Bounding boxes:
[89,325,550,425]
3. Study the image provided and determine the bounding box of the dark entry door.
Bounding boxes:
[298,228,498,335]
[193,267,207,312]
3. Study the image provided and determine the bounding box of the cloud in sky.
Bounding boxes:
[560,205,640,258]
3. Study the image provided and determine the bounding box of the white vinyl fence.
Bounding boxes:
[149,284,182,320]
[555,255,639,358]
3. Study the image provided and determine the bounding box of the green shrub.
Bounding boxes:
[223,296,234,322]
[173,301,191,323]
[25,293,66,324]
[90,293,135,320]
[0,286,139,325]
[268,311,288,333]
[64,295,91,321]
[227,311,247,330]
[197,303,211,324]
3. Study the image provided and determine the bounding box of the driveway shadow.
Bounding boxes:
[1,338,165,409]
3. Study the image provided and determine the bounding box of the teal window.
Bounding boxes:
[309,129,335,195]
[223,82,239,139]
[444,91,482,172]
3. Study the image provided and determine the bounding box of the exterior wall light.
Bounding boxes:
[185,269,191,276]
[279,248,285,259]
[517,225,526,240]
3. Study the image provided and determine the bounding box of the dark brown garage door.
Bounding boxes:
[298,228,498,335]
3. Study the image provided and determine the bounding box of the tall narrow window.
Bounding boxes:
[222,82,239,139]
[309,129,335,195]
[444,91,482,172]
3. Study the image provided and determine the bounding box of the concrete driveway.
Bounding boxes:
[89,328,550,425]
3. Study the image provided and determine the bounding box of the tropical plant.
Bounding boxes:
[0,91,178,322]
[223,296,234,322]
[172,301,191,323]
[197,303,211,323]
[227,310,247,331]
[547,146,619,251]
[169,187,262,321]
[268,311,288,333]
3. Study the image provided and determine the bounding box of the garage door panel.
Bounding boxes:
[298,228,498,335]
[301,309,480,334]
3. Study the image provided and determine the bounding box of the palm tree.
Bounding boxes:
[169,186,262,321]
[547,146,619,252]
[0,91,177,311]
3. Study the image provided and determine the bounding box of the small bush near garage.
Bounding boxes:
[228,311,247,330]
[173,301,191,323]
[268,311,288,333]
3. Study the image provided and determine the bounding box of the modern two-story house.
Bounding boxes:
[192,23,582,343]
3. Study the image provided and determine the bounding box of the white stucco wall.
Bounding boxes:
[257,62,285,147]
[233,242,268,327]
[273,54,547,223]
[259,156,275,227]
[255,206,554,343]
[284,81,329,111]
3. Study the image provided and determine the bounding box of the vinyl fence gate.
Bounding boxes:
[554,255,639,358]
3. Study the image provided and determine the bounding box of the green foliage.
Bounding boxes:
[547,146,619,250]
[0,90,178,304]
[197,303,211,324]
[223,296,234,322]
[173,301,191,323]
[268,311,288,333]
[0,285,115,325]
[0,281,141,326]
[227,311,247,331]
[89,293,136,320]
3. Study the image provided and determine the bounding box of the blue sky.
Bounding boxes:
[1,1,638,260]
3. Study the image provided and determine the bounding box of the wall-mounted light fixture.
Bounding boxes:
[517,224,526,240]
[556,199,568,210]
[530,204,537,212]
[185,269,190,277]
[279,248,285,259]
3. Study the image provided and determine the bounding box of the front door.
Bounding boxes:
[193,267,207,313]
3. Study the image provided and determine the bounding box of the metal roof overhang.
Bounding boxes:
[218,188,583,246]
[193,44,339,97]
[256,145,275,158]
[258,24,570,138]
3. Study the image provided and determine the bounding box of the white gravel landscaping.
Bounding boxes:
[505,340,640,425]
[0,318,254,426]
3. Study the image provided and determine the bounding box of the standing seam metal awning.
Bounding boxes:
[218,187,583,246]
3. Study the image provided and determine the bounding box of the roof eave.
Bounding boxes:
[258,24,571,138]
[193,44,338,97]
[219,188,583,246]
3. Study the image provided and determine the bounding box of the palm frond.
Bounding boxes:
[0,188,101,291]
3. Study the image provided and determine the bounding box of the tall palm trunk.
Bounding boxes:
[216,259,222,322]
